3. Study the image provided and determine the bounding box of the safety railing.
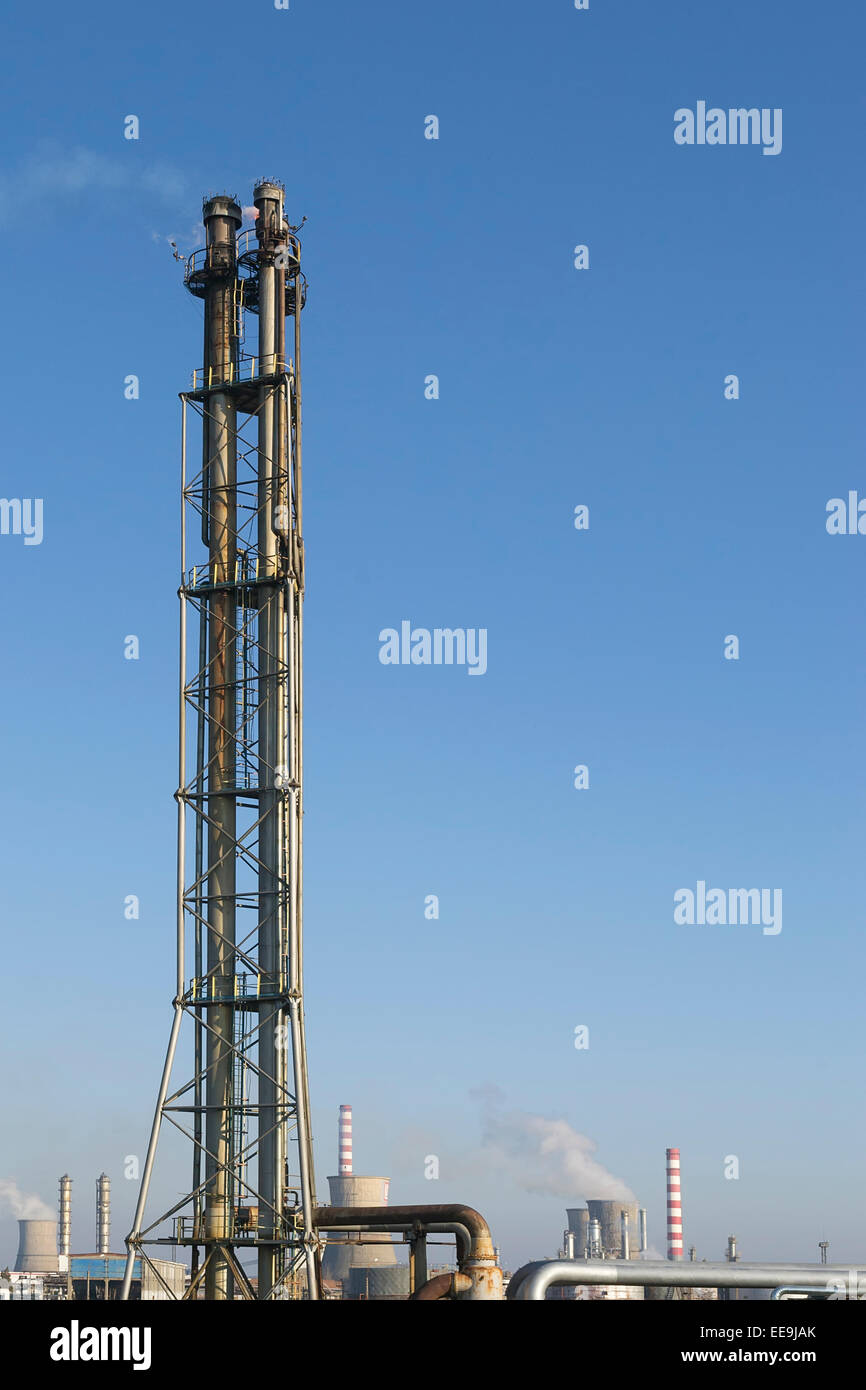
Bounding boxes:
[236,227,302,267]
[190,354,288,391]
[183,552,287,591]
[190,970,287,1004]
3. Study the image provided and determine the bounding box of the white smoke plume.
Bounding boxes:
[472,1086,634,1202]
[0,1178,52,1220]
[0,142,189,225]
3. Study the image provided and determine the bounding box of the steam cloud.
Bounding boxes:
[0,143,189,225]
[0,1178,52,1220]
[472,1087,634,1201]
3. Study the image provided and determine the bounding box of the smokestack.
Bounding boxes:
[620,1209,630,1260]
[96,1174,110,1255]
[58,1176,72,1258]
[339,1104,353,1175]
[639,1207,647,1253]
[564,1230,575,1260]
[666,1147,683,1260]
[727,1235,738,1263]
[15,1220,58,1273]
[588,1218,602,1259]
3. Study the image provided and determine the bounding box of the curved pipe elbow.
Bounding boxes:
[409,1272,472,1301]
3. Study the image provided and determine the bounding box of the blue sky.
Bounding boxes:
[0,0,864,1272]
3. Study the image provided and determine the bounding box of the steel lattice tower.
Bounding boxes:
[122,182,318,1301]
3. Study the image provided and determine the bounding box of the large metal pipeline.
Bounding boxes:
[410,1272,472,1301]
[507,1258,866,1301]
[314,1204,502,1300]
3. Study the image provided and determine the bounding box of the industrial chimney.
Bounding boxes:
[339,1104,353,1175]
[321,1106,398,1288]
[58,1175,72,1259]
[666,1147,683,1260]
[96,1174,111,1255]
[15,1221,59,1273]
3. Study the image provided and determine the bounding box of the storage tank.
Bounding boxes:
[346,1265,410,1301]
[15,1220,59,1273]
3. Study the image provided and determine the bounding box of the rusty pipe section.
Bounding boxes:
[314,1204,503,1300]
[410,1272,472,1301]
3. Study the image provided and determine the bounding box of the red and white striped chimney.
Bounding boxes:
[338,1104,353,1175]
[666,1147,683,1260]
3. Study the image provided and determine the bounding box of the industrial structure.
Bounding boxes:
[562,1199,647,1300]
[15,1220,59,1274]
[96,1173,110,1256]
[666,1147,683,1259]
[6,1175,184,1300]
[320,1105,404,1297]
[59,1175,72,1264]
[122,182,315,1301]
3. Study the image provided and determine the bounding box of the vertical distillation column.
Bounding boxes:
[254,180,286,1297]
[58,1176,72,1261]
[96,1174,111,1255]
[202,196,242,1300]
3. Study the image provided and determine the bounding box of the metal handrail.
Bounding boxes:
[190,353,291,391]
[184,553,286,590]
[236,228,302,264]
[190,970,287,1003]
[184,229,302,286]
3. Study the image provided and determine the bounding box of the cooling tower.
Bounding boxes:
[566,1207,590,1256]
[321,1174,398,1284]
[15,1220,59,1273]
[320,1108,397,1287]
[586,1200,640,1259]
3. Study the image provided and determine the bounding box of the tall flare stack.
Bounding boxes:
[123,182,316,1301]
[666,1147,683,1260]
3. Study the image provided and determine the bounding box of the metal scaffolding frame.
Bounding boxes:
[122,184,318,1301]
